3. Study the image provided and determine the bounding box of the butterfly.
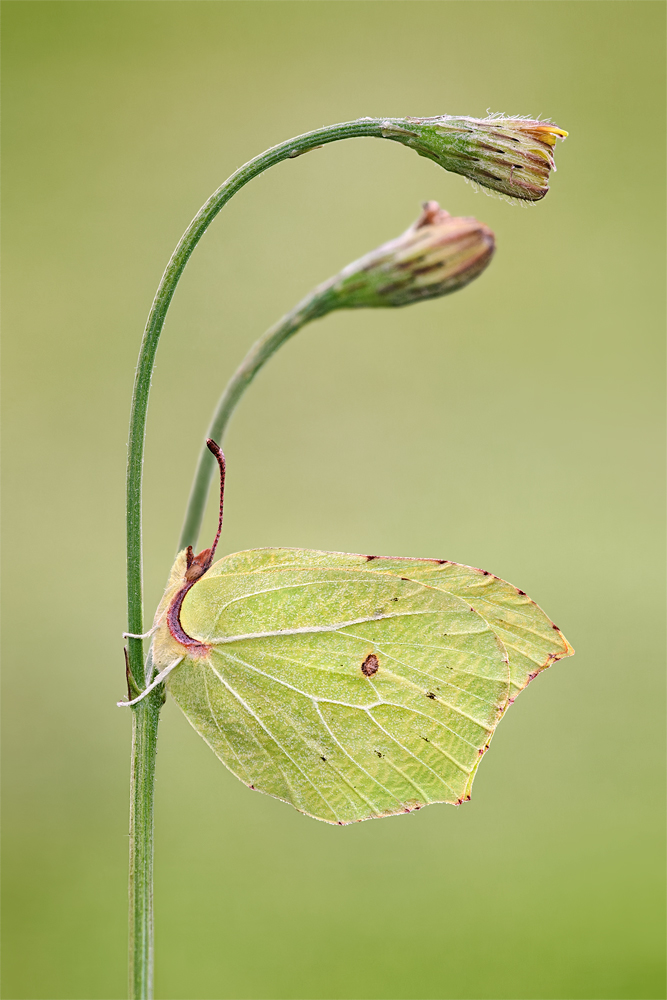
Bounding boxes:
[125,440,573,825]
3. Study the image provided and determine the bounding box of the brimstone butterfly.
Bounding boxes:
[136,440,573,825]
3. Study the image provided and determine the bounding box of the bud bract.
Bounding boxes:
[325,202,495,309]
[380,116,567,201]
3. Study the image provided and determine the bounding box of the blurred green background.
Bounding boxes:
[2,2,665,998]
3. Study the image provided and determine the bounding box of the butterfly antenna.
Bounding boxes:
[206,438,226,561]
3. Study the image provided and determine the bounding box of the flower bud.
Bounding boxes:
[326,202,495,309]
[380,116,567,201]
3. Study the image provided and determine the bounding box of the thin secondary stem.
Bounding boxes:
[178,285,337,551]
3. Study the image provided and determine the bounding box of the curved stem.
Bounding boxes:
[125,117,397,1000]
[178,285,337,551]
[126,117,389,692]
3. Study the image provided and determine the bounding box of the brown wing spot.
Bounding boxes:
[361,653,379,677]
[426,691,437,700]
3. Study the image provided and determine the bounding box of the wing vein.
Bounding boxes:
[207,658,342,823]
[366,699,462,799]
[313,702,405,811]
[202,669,252,783]
[203,611,480,646]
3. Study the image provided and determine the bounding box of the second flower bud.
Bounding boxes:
[326,202,495,309]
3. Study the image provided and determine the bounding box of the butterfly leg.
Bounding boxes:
[122,624,159,640]
[117,657,184,707]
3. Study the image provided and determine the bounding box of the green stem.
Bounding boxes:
[125,117,406,1000]
[128,676,160,1000]
[126,119,391,692]
[178,286,337,551]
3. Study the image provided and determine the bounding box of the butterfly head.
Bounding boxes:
[185,545,214,583]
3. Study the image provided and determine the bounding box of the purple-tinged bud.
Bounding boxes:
[380,116,567,201]
[326,202,495,309]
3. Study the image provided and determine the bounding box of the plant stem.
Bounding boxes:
[126,119,390,693]
[125,117,401,1000]
[178,286,337,551]
[129,689,160,1000]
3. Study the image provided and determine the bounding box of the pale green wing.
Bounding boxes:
[165,552,513,825]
